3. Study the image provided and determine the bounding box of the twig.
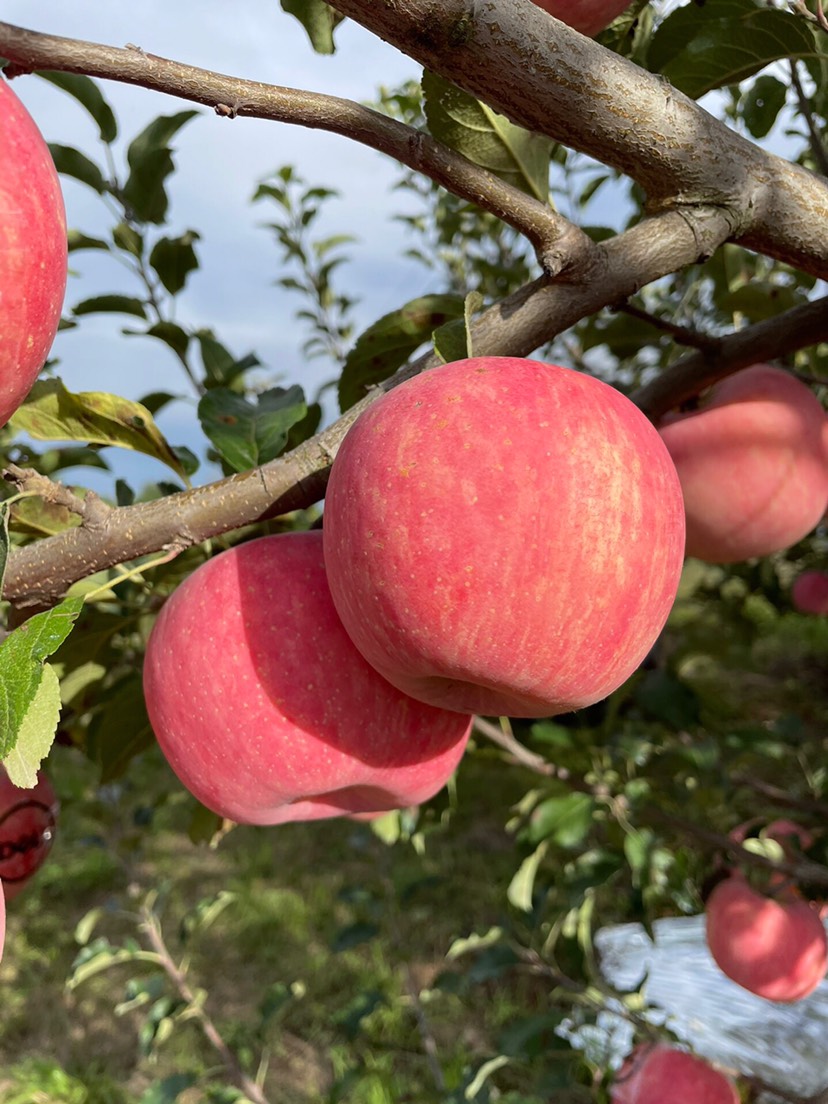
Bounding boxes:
[3,463,111,526]
[789,60,828,178]
[615,302,722,353]
[402,969,446,1094]
[473,717,556,776]
[139,904,271,1104]
[631,293,828,419]
[0,21,596,280]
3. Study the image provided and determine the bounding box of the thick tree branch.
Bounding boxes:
[0,21,595,278]
[328,0,828,279]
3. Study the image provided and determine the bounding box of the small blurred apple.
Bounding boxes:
[0,767,59,901]
[531,0,631,35]
[792,570,828,616]
[611,1043,739,1104]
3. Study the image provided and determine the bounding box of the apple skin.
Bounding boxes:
[792,570,828,616]
[0,79,68,427]
[0,767,59,902]
[142,531,472,826]
[611,1043,739,1104]
[658,365,828,564]
[323,356,685,718]
[705,875,827,1002]
[531,0,631,36]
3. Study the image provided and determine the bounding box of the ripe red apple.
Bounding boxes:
[705,874,827,1002]
[792,570,828,615]
[658,365,828,563]
[530,0,632,36]
[323,356,685,718]
[611,1043,739,1104]
[142,531,472,825]
[0,767,59,901]
[0,79,68,427]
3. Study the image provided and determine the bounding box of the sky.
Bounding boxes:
[4,2,431,491]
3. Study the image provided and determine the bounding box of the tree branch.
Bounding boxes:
[631,293,828,419]
[0,21,595,278]
[327,0,828,279]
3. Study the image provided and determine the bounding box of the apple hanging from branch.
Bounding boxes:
[530,0,632,36]
[323,356,686,718]
[143,531,472,826]
[611,1043,739,1104]
[0,78,67,426]
[658,365,828,564]
[0,767,59,902]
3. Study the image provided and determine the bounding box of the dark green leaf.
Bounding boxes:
[422,70,552,202]
[280,0,345,54]
[648,0,818,99]
[122,112,197,225]
[11,379,189,481]
[0,502,9,599]
[338,294,464,412]
[86,674,153,782]
[48,144,107,193]
[67,231,109,253]
[330,922,380,953]
[138,1073,197,1104]
[149,231,201,295]
[527,793,595,848]
[198,386,307,472]
[113,221,144,258]
[195,330,260,389]
[73,295,147,319]
[741,74,788,138]
[38,72,117,142]
[138,391,178,416]
[634,669,700,729]
[143,322,190,360]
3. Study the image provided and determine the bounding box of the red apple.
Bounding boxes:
[142,531,472,825]
[792,570,828,615]
[0,884,5,964]
[705,875,827,1002]
[323,356,685,718]
[611,1043,739,1104]
[0,767,59,901]
[658,365,828,563]
[0,78,68,427]
[530,0,632,36]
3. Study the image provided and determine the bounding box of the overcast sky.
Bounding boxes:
[5,2,430,490]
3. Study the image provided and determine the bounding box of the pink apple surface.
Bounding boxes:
[530,0,631,36]
[0,79,68,427]
[792,570,828,615]
[0,767,59,901]
[611,1043,739,1104]
[705,875,827,1002]
[323,356,685,718]
[142,531,472,825]
[659,365,828,563]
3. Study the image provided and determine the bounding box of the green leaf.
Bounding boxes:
[86,674,153,782]
[38,72,118,142]
[73,295,147,319]
[67,230,109,253]
[527,792,595,849]
[330,922,380,953]
[741,74,788,138]
[422,70,552,202]
[198,386,307,472]
[123,111,198,224]
[507,840,548,912]
[10,379,189,482]
[138,1074,197,1104]
[280,0,344,54]
[195,330,260,389]
[0,596,84,764]
[113,221,144,258]
[465,1056,510,1100]
[140,322,190,360]
[433,290,483,363]
[648,0,818,99]
[338,294,464,412]
[149,231,201,295]
[48,144,107,193]
[3,664,61,788]
[10,495,83,537]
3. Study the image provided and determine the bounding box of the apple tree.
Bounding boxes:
[0,2,827,1101]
